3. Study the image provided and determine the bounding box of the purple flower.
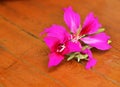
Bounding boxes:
[41,6,111,69]
[43,25,81,67]
[64,6,111,50]
[64,6,111,69]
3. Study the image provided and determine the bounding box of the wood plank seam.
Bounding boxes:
[92,69,120,86]
[76,61,120,86]
[0,45,67,87]
[0,15,40,41]
[0,2,37,25]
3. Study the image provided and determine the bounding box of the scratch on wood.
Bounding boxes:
[4,61,17,70]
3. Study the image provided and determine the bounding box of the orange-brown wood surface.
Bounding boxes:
[0,0,120,87]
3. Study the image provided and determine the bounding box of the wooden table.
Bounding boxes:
[0,0,120,87]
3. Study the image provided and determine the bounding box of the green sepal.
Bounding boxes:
[67,52,88,62]
[75,54,88,62]
[97,28,105,33]
[67,53,76,61]
[82,45,92,50]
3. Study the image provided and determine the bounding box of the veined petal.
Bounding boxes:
[81,33,111,50]
[83,49,97,69]
[80,12,101,35]
[62,41,81,55]
[44,24,70,42]
[48,53,64,67]
[44,36,59,51]
[64,6,80,33]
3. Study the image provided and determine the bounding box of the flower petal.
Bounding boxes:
[44,24,70,42]
[81,33,111,50]
[48,53,64,67]
[44,36,59,51]
[80,12,101,35]
[83,49,97,69]
[64,6,80,33]
[86,58,97,69]
[62,41,81,55]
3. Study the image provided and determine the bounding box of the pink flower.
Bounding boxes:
[43,25,81,67]
[64,6,111,69]
[64,6,111,50]
[41,6,111,69]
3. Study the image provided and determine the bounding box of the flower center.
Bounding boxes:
[71,34,85,43]
[71,34,79,43]
[56,44,66,53]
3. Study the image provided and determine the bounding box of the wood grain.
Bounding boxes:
[0,0,120,87]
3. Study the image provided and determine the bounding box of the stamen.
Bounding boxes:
[71,35,80,43]
[56,44,66,52]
